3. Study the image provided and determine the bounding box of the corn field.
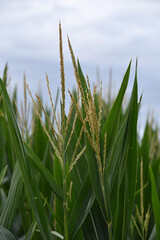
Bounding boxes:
[0,24,160,240]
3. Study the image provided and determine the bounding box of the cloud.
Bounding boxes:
[1,0,160,67]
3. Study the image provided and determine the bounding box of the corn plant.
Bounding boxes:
[0,24,160,240]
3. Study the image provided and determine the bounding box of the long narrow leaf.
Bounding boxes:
[85,136,105,213]
[148,225,156,240]
[24,220,37,240]
[0,225,16,240]
[0,162,23,229]
[24,141,63,201]
[149,166,160,239]
[51,231,64,239]
[116,68,138,240]
[106,64,138,240]
[0,79,53,240]
[69,173,95,240]
[0,166,7,185]
[102,61,131,154]
[82,201,109,240]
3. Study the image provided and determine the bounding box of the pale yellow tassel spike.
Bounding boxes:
[46,73,61,135]
[26,83,63,167]
[21,101,25,127]
[96,82,103,164]
[68,90,93,149]
[68,36,88,113]
[69,181,73,202]
[65,112,78,152]
[86,93,94,141]
[86,75,92,100]
[35,94,58,144]
[69,146,86,173]
[144,205,150,238]
[71,125,84,165]
[59,22,65,133]
[103,133,107,173]
[65,102,73,134]
[67,36,78,80]
[26,102,31,125]
[132,216,143,240]
[98,81,102,141]
[15,100,24,139]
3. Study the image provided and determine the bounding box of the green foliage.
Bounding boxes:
[0,26,160,240]
[149,166,160,239]
[0,166,7,185]
[0,225,16,240]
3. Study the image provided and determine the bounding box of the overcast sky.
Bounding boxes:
[0,0,160,132]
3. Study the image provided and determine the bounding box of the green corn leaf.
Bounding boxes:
[0,225,16,240]
[102,61,131,155]
[77,61,106,218]
[82,200,108,240]
[121,71,138,239]
[0,78,53,240]
[125,62,138,214]
[149,166,160,239]
[2,63,8,86]
[36,142,50,184]
[0,96,7,177]
[24,220,37,240]
[104,113,127,235]
[137,121,151,213]
[105,118,127,193]
[106,63,138,240]
[53,153,64,233]
[0,115,6,171]
[32,112,48,160]
[85,135,105,214]
[51,231,64,239]
[0,162,23,229]
[24,141,63,201]
[68,173,95,240]
[148,225,156,240]
[65,103,88,192]
[117,65,138,240]
[0,166,7,185]
[77,60,89,102]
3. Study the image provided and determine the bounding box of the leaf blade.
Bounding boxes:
[24,142,63,201]
[0,162,23,229]
[68,173,95,240]
[0,166,7,185]
[0,225,16,240]
[149,166,160,239]
[0,79,53,240]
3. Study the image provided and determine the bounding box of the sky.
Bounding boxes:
[0,0,160,134]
